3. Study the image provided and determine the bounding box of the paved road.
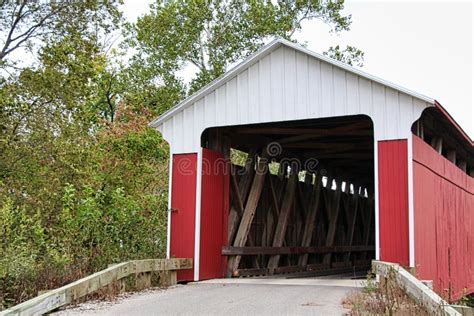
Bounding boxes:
[56,277,363,316]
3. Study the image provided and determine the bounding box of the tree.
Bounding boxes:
[0,0,126,139]
[0,6,170,305]
[0,0,122,70]
[126,0,363,115]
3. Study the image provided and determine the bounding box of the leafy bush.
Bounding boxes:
[0,115,170,309]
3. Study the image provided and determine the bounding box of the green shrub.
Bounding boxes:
[0,120,170,309]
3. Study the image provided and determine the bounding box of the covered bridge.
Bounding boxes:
[150,38,473,301]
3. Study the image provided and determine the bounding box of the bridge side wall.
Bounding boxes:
[413,134,474,301]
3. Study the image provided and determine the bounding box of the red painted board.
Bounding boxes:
[413,135,474,301]
[170,153,197,281]
[199,148,229,280]
[378,139,409,266]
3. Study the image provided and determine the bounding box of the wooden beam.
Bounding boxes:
[230,169,245,215]
[457,160,467,172]
[228,151,256,244]
[233,268,269,277]
[361,193,374,259]
[274,265,304,274]
[228,134,271,149]
[296,182,310,246]
[447,150,456,164]
[231,162,260,268]
[431,137,443,154]
[278,160,287,179]
[236,122,370,136]
[416,120,425,140]
[298,174,323,267]
[223,245,375,256]
[343,188,359,262]
[283,142,372,150]
[423,111,474,166]
[287,152,373,159]
[227,155,268,276]
[322,175,334,221]
[323,180,343,265]
[268,175,280,218]
[262,175,285,247]
[267,172,299,274]
[296,183,308,225]
[259,175,282,266]
[277,131,371,146]
[306,263,331,271]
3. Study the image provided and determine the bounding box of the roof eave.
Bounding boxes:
[434,100,474,146]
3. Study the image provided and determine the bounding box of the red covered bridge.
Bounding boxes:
[149,38,473,301]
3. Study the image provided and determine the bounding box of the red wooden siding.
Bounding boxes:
[199,148,229,280]
[170,153,197,281]
[378,139,409,266]
[413,135,474,301]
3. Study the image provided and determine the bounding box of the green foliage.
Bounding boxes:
[456,289,474,307]
[126,0,361,114]
[363,272,378,294]
[0,115,170,308]
[0,8,170,305]
[0,0,123,69]
[324,45,365,66]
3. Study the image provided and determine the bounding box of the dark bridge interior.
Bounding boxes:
[201,115,376,277]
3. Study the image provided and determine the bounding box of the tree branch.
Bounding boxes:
[1,0,27,60]
[1,3,61,61]
[105,75,116,122]
[9,8,57,43]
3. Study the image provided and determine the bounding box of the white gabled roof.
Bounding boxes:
[150,38,435,128]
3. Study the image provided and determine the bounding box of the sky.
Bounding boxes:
[122,0,473,138]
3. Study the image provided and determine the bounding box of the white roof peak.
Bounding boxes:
[150,37,434,128]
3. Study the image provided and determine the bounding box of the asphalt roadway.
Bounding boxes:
[55,277,364,315]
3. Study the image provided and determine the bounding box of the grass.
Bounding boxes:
[342,272,431,315]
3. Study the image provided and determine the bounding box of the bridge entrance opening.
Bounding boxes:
[200,115,375,278]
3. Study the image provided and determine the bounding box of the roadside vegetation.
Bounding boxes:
[343,272,430,315]
[456,291,474,308]
[344,267,474,315]
[0,0,363,309]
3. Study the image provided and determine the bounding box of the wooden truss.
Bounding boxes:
[224,151,375,277]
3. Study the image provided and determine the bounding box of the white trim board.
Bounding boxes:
[166,155,173,259]
[193,148,203,281]
[407,136,415,267]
